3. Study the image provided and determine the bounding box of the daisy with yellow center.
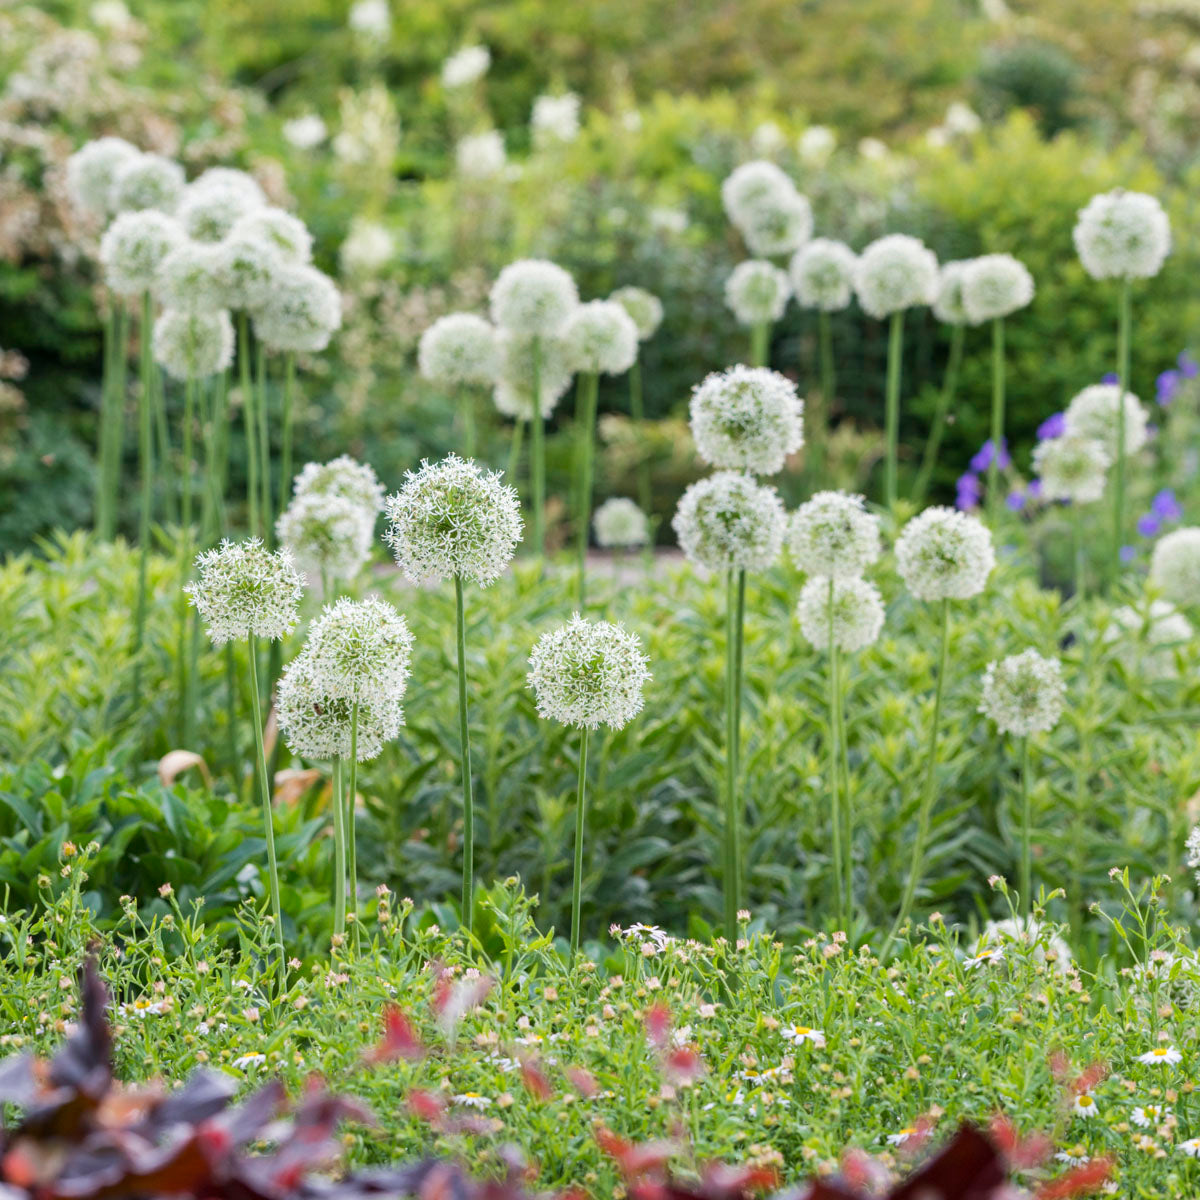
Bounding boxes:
[1072,1093,1099,1118]
[452,1092,492,1109]
[782,1024,826,1047]
[1138,1046,1182,1066]
[1132,1103,1171,1127]
[887,1127,918,1146]
[1179,1137,1200,1157]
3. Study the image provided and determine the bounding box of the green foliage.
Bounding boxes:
[974,40,1083,136]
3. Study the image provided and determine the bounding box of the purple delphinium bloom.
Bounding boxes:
[1036,412,1066,441]
[1101,372,1119,385]
[1179,351,1198,378]
[1027,479,1043,499]
[969,438,1011,473]
[1120,545,1136,564]
[956,471,981,511]
[1151,488,1182,521]
[1006,489,1026,511]
[1156,370,1180,407]
[1137,513,1162,538]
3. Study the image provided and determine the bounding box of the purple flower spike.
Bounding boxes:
[1179,351,1198,378]
[1036,412,1066,441]
[1151,488,1182,521]
[970,438,1011,473]
[1006,490,1026,511]
[1102,371,1119,385]
[1137,513,1162,538]
[1027,479,1043,499]
[1156,370,1180,407]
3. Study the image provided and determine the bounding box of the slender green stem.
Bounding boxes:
[247,633,286,988]
[347,702,359,934]
[836,644,853,919]
[750,320,770,368]
[1019,736,1032,916]
[915,322,964,504]
[1113,279,1131,578]
[459,388,477,459]
[104,306,130,538]
[885,598,951,955]
[332,755,346,937]
[576,371,599,609]
[987,317,1006,526]
[827,581,844,928]
[133,291,155,704]
[178,373,196,744]
[629,359,652,517]
[214,368,230,513]
[255,342,272,543]
[884,310,904,510]
[506,418,525,495]
[1073,506,1086,601]
[96,309,117,538]
[201,377,227,545]
[224,642,237,775]
[278,354,295,517]
[813,310,834,486]
[733,568,746,911]
[239,314,259,535]
[723,569,737,936]
[151,341,175,525]
[530,337,545,557]
[570,726,590,958]
[454,575,475,926]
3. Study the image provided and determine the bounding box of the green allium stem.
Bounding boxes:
[506,417,525,498]
[530,337,545,557]
[239,314,260,536]
[1019,735,1032,916]
[884,310,904,510]
[576,371,599,609]
[347,701,359,939]
[255,342,272,543]
[914,322,964,505]
[629,359,652,517]
[570,725,590,959]
[455,574,475,927]
[279,354,295,519]
[102,306,131,539]
[1113,279,1131,579]
[332,754,346,937]
[96,308,119,539]
[812,309,834,487]
[987,317,1006,525]
[132,291,155,705]
[836,644,853,920]
[151,342,174,526]
[827,579,844,929]
[750,320,770,368]
[459,387,477,460]
[177,373,196,744]
[224,642,237,775]
[722,568,747,936]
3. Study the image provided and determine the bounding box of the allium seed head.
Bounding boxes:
[276,492,375,580]
[593,498,650,549]
[489,259,579,337]
[531,93,581,147]
[99,210,183,295]
[789,239,857,312]
[721,160,794,226]
[66,136,139,220]
[155,240,226,312]
[724,260,792,327]
[562,300,639,375]
[303,595,413,707]
[1063,384,1148,458]
[293,455,385,517]
[979,650,1066,737]
[153,308,235,380]
[178,180,261,243]
[787,491,881,579]
[1149,527,1200,608]
[1031,434,1110,504]
[932,260,972,325]
[895,506,995,602]
[418,313,499,389]
[189,167,266,206]
[796,576,885,654]
[1074,189,1171,280]
[689,364,803,476]
[853,234,940,319]
[738,189,813,258]
[493,330,574,420]
[442,44,491,88]
[383,454,522,586]
[456,131,506,180]
[186,537,303,645]
[108,152,185,214]
[215,233,282,311]
[527,615,650,731]
[227,208,313,265]
[672,471,785,573]
[609,286,663,341]
[253,264,342,353]
[960,253,1035,324]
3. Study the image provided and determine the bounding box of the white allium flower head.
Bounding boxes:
[456,130,506,180]
[65,136,139,220]
[979,649,1066,737]
[609,286,663,341]
[99,210,183,296]
[932,260,972,325]
[672,471,786,573]
[960,253,1035,324]
[1031,434,1110,504]
[1105,601,1193,681]
[155,240,226,312]
[531,92,581,146]
[283,114,328,150]
[253,264,342,353]
[189,167,265,205]
[442,44,490,88]
[489,259,579,337]
[418,313,499,389]
[1063,383,1149,458]
[186,537,303,645]
[108,152,185,214]
[1073,189,1171,280]
[339,219,394,277]
[738,189,813,258]
[787,490,881,579]
[153,308,235,380]
[689,364,804,476]
[228,208,313,265]
[348,0,390,37]
[277,653,402,762]
[527,615,650,731]
[593,497,650,549]
[895,506,995,602]
[493,330,574,420]
[303,595,413,707]
[720,160,793,226]
[853,234,940,319]
[216,233,283,311]
[1150,527,1200,608]
[178,181,262,243]
[796,576,885,654]
[276,492,375,579]
[789,239,857,313]
[724,260,792,327]
[383,453,523,586]
[293,454,385,517]
[562,300,639,375]
[797,125,836,167]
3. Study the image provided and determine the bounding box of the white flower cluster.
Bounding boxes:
[186,537,303,645]
[796,576,885,654]
[787,491,881,579]
[979,649,1066,737]
[178,169,265,243]
[562,300,639,376]
[724,260,791,327]
[456,131,506,180]
[1073,189,1171,281]
[689,365,804,476]
[721,160,812,257]
[153,309,234,381]
[493,330,574,420]
[156,240,225,312]
[672,471,785,573]
[895,506,995,602]
[418,313,499,389]
[442,44,490,88]
[303,595,414,707]
[593,498,650,549]
[340,219,394,278]
[109,152,185,215]
[609,286,663,341]
[527,614,650,731]
[1150,527,1200,608]
[531,93,581,147]
[960,253,1035,324]
[384,454,523,586]
[100,210,183,296]
[230,208,313,265]
[932,261,971,325]
[276,492,375,579]
[254,264,343,353]
[65,136,139,221]
[293,454,386,517]
[1063,384,1148,459]
[854,234,939,319]
[490,259,579,338]
[1031,434,1110,503]
[789,239,857,313]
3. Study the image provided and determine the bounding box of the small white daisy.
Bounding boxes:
[1138,1046,1183,1066]
[781,1024,826,1047]
[1055,1148,1090,1168]
[451,1092,492,1109]
[231,1052,267,1070]
[1131,1103,1171,1127]
[1179,1137,1200,1157]
[963,948,1005,970]
[887,1127,919,1146]
[1072,1092,1100,1119]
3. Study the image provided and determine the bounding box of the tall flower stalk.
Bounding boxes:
[418,312,499,467]
[1114,280,1131,565]
[609,286,663,517]
[453,574,474,918]
[239,314,260,535]
[724,260,790,369]
[914,322,963,503]
[132,290,155,702]
[883,311,904,511]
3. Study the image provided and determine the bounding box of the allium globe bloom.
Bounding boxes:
[489,259,579,337]
[738,189,814,258]
[1063,384,1149,458]
[527,615,650,731]
[724,260,792,327]
[493,330,574,420]
[895,506,996,602]
[1073,189,1171,280]
[456,131,506,180]
[339,220,394,278]
[227,208,313,265]
[561,300,639,376]
[108,152,185,214]
[960,253,1035,324]
[153,308,235,380]
[789,239,857,313]
[931,260,971,325]
[303,595,413,707]
[189,167,266,207]
[293,454,385,518]
[593,497,650,549]
[215,233,282,311]
[1149,527,1200,607]
[853,234,940,319]
[277,653,402,762]
[796,576,885,654]
[178,181,262,243]
[787,490,881,579]
[65,136,139,220]
[253,264,342,353]
[531,93,581,146]
[1031,434,1110,503]
[186,537,303,645]
[99,210,183,296]
[418,313,499,389]
[383,453,523,586]
[609,286,663,341]
[720,160,794,227]
[672,471,786,573]
[979,650,1066,737]
[442,44,491,88]
[276,492,374,579]
[155,240,225,312]
[1104,601,1193,682]
[689,365,804,476]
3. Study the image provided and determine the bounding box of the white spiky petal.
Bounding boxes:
[419,313,499,389]
[186,537,303,645]
[960,253,1035,324]
[303,595,413,707]
[724,260,792,327]
[1150,527,1200,608]
[1073,189,1171,281]
[609,286,663,341]
[789,239,857,313]
[276,492,374,579]
[99,210,183,295]
[689,365,804,476]
[895,506,995,602]
[854,234,940,319]
[593,498,650,549]
[1031,435,1110,504]
[672,471,785,573]
[1063,384,1148,458]
[979,649,1066,737]
[796,576,885,654]
[489,259,579,337]
[738,189,813,258]
[562,300,639,375]
[153,308,235,380]
[787,491,881,579]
